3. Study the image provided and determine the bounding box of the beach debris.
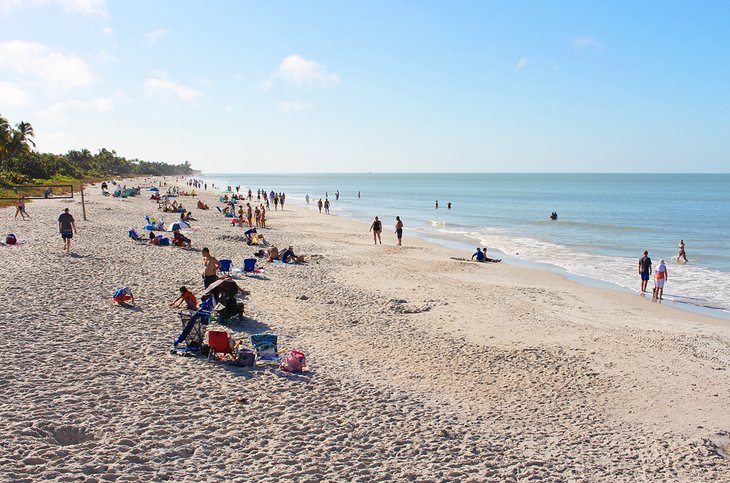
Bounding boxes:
[297,295,309,300]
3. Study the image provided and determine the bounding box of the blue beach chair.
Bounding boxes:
[243,258,257,274]
[172,298,214,354]
[251,334,281,362]
[218,259,232,276]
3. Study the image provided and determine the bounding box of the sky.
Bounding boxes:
[1,0,729,173]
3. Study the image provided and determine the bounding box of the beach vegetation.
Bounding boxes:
[0,113,194,188]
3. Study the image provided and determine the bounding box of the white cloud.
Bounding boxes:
[0,81,32,106]
[103,26,113,36]
[145,28,167,44]
[0,40,94,93]
[277,101,312,113]
[573,36,604,51]
[223,104,234,113]
[256,78,273,91]
[0,0,107,16]
[515,57,529,71]
[275,54,339,86]
[40,96,114,119]
[143,78,202,102]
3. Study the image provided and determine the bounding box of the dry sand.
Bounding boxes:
[1,178,728,481]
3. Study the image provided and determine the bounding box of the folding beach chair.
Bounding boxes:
[251,334,281,362]
[207,330,235,361]
[218,259,232,276]
[128,229,143,241]
[243,258,258,274]
[172,298,214,354]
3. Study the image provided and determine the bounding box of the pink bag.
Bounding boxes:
[281,350,306,372]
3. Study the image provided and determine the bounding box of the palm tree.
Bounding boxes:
[2,120,36,168]
[0,115,10,169]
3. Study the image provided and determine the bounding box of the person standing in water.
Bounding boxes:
[638,250,652,295]
[358,191,361,198]
[435,200,439,209]
[653,259,668,301]
[678,240,687,262]
[369,216,382,245]
[395,216,403,246]
[447,202,452,209]
[324,198,330,214]
[305,194,310,204]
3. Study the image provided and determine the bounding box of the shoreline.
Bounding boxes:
[203,176,730,321]
[2,176,728,480]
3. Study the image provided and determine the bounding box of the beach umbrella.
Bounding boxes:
[149,187,159,191]
[202,278,239,298]
[170,221,190,231]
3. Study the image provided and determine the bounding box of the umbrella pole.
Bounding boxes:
[81,184,88,221]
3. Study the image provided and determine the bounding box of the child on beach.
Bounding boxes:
[113,287,134,305]
[170,286,198,310]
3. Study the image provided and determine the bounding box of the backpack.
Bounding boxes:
[6,234,17,245]
[281,350,306,372]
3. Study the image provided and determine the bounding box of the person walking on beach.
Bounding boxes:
[318,198,323,213]
[324,199,330,214]
[653,259,668,301]
[280,193,286,209]
[395,216,403,246]
[305,194,310,204]
[15,197,29,220]
[58,208,77,254]
[638,250,652,294]
[369,216,382,244]
[678,240,688,262]
[202,247,220,288]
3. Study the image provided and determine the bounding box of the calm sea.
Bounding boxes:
[200,173,730,315]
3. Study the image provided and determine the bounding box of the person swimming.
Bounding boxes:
[550,212,558,221]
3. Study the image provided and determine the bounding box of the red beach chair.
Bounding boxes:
[207,330,235,361]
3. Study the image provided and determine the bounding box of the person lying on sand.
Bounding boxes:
[172,229,191,247]
[197,200,209,210]
[280,246,306,263]
[266,246,279,261]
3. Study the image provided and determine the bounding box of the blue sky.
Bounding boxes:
[1,0,728,172]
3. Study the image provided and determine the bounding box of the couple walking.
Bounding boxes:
[369,216,404,246]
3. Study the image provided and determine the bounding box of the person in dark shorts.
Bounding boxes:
[395,216,403,246]
[202,247,220,288]
[369,216,382,244]
[58,208,77,253]
[638,250,652,294]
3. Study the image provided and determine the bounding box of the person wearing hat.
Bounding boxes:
[654,259,668,301]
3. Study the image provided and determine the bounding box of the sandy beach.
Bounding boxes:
[1,178,728,481]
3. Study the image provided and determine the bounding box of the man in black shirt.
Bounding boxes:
[638,250,652,294]
[58,208,77,254]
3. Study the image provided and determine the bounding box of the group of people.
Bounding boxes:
[638,241,688,301]
[368,216,404,246]
[434,201,452,209]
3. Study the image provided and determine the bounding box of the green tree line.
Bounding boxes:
[1,113,194,185]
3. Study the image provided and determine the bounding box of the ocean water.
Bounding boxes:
[200,173,730,315]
